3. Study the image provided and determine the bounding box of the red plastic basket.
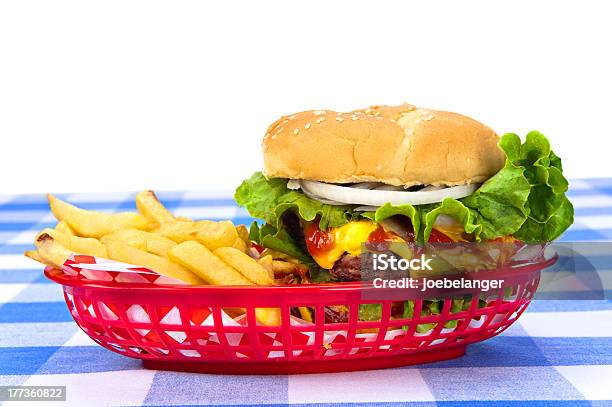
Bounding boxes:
[44,255,555,374]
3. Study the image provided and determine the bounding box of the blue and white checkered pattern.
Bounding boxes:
[0,180,611,406]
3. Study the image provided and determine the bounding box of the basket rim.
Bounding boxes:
[44,253,557,293]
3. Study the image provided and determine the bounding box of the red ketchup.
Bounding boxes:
[305,222,334,256]
[367,226,397,243]
[428,229,454,243]
[251,242,266,254]
[365,226,399,252]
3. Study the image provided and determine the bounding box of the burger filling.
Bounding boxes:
[236,132,573,282]
[302,217,466,280]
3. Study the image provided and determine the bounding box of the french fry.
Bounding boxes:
[105,239,204,285]
[38,228,107,258]
[135,190,175,224]
[235,224,251,248]
[255,308,281,326]
[101,229,145,249]
[231,237,248,253]
[257,254,274,277]
[153,221,195,243]
[155,220,238,250]
[261,248,293,261]
[272,259,304,275]
[235,224,249,242]
[298,307,313,323]
[213,247,274,285]
[206,246,279,325]
[29,189,286,325]
[48,194,151,238]
[55,220,75,235]
[24,250,50,266]
[168,241,251,285]
[34,233,73,268]
[102,229,176,258]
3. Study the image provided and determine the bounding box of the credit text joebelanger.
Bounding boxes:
[369,253,505,292]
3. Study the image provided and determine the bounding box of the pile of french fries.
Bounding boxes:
[25,191,303,326]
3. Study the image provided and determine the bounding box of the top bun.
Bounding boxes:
[262,103,505,187]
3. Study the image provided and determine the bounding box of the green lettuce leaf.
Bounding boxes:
[248,221,312,264]
[358,303,382,321]
[421,199,483,242]
[511,132,574,242]
[234,173,288,221]
[273,192,353,230]
[402,301,437,333]
[418,131,573,242]
[237,173,356,276]
[235,172,354,230]
[361,202,420,236]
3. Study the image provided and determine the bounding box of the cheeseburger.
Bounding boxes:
[235,103,573,282]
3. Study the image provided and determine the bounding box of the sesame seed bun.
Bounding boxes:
[262,103,505,187]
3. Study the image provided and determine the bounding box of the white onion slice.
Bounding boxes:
[302,192,347,206]
[354,206,379,211]
[352,182,383,189]
[373,185,402,191]
[300,180,479,206]
[419,185,444,192]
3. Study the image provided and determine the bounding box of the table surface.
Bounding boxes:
[0,179,611,406]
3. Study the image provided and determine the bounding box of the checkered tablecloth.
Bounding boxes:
[1,180,611,407]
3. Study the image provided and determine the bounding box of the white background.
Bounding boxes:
[1,0,611,194]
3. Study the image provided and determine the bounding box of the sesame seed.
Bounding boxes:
[316,117,326,123]
[351,116,358,121]
[293,129,299,135]
[422,114,434,121]
[289,115,296,119]
[336,117,344,122]
[376,164,383,170]
[305,123,311,129]
[314,110,326,116]
[271,134,277,139]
